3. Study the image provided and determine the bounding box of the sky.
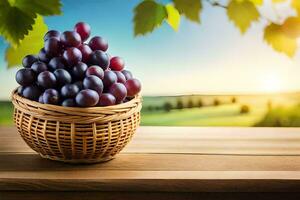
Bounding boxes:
[1,0,300,100]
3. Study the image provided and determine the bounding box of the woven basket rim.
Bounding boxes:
[11,88,141,113]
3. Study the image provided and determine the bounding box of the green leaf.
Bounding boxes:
[281,17,300,38]
[249,0,263,5]
[272,0,286,3]
[13,0,62,16]
[173,0,202,23]
[227,0,260,34]
[133,0,167,36]
[5,15,48,68]
[264,23,297,57]
[292,0,300,14]
[165,4,180,31]
[0,0,35,45]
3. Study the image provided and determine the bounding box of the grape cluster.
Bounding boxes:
[15,22,141,107]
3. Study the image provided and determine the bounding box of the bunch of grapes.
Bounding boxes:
[15,22,141,107]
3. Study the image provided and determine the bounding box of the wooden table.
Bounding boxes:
[1,126,300,200]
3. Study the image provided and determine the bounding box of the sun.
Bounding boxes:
[261,73,282,93]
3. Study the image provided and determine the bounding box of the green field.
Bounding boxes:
[1,92,300,127]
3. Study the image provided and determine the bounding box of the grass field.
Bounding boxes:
[1,92,300,127]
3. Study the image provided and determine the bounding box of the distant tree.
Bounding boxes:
[231,97,237,104]
[176,99,184,110]
[163,102,172,112]
[155,106,161,111]
[240,105,250,114]
[197,99,203,107]
[147,105,154,112]
[213,98,220,106]
[267,100,272,111]
[187,99,194,108]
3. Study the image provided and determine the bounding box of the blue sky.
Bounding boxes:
[1,0,300,100]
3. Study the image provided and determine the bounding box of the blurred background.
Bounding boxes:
[1,0,300,127]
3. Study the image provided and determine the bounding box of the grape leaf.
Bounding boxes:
[272,0,286,2]
[166,4,180,31]
[0,0,35,46]
[13,0,62,16]
[133,0,167,36]
[281,17,300,38]
[264,23,296,57]
[5,15,48,68]
[292,0,300,14]
[173,0,202,23]
[227,0,260,34]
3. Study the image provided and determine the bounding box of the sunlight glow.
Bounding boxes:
[261,73,283,93]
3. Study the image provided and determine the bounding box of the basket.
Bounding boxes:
[11,90,142,164]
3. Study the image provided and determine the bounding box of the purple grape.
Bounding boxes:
[44,37,61,57]
[61,98,76,107]
[121,70,133,80]
[109,83,127,103]
[74,81,84,90]
[78,44,92,63]
[38,48,52,63]
[114,71,126,84]
[75,89,99,107]
[109,56,124,71]
[38,94,44,103]
[23,85,41,101]
[60,31,81,47]
[83,75,103,95]
[16,68,36,86]
[48,57,66,71]
[103,70,117,89]
[71,62,87,80]
[98,93,116,106]
[89,50,109,70]
[17,86,24,96]
[61,84,79,98]
[22,55,38,68]
[86,65,104,79]
[88,36,108,51]
[31,61,48,74]
[43,89,60,105]
[44,30,60,41]
[74,22,91,42]
[63,47,82,66]
[37,71,57,88]
[125,78,141,97]
[54,69,72,86]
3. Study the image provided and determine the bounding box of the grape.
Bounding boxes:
[88,36,108,51]
[83,75,103,95]
[78,44,92,63]
[63,47,82,66]
[43,89,60,105]
[23,85,41,101]
[103,71,117,89]
[98,93,116,106]
[31,61,48,74]
[44,30,60,41]
[22,55,38,68]
[60,31,81,47]
[109,83,127,103]
[86,65,104,79]
[121,70,133,80]
[74,81,84,90]
[37,71,57,88]
[89,50,109,70]
[61,84,79,98]
[62,98,76,107]
[16,68,36,86]
[75,89,99,107]
[114,71,126,84]
[48,57,66,71]
[38,94,44,104]
[71,62,87,80]
[38,48,52,63]
[125,78,141,97]
[17,86,24,96]
[74,22,91,42]
[44,37,61,57]
[54,69,72,86]
[109,57,124,71]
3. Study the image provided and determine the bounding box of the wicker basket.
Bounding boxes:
[11,90,142,164]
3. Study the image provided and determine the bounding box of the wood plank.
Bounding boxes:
[1,126,300,155]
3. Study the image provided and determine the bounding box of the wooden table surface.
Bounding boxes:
[1,126,300,200]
